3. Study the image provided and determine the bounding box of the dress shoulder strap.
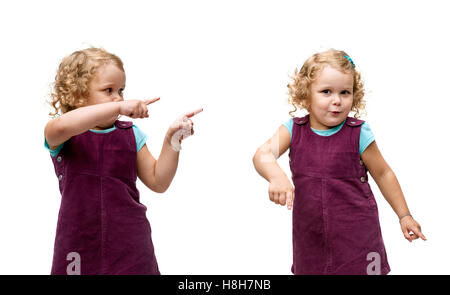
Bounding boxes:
[345,117,365,127]
[115,120,133,129]
[293,114,309,126]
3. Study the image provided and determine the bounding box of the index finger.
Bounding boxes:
[144,97,160,105]
[286,191,294,210]
[412,226,427,241]
[185,108,203,118]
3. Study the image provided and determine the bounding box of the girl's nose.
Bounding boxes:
[332,94,342,105]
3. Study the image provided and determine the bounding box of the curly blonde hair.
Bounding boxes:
[48,47,124,117]
[287,49,366,118]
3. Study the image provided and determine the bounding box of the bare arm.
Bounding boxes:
[44,98,159,149]
[137,134,180,193]
[44,102,120,149]
[362,141,426,241]
[253,125,291,181]
[253,125,294,209]
[361,141,410,217]
[137,108,202,193]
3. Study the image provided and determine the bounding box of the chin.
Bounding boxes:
[324,117,346,127]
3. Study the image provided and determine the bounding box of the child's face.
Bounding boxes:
[307,65,354,130]
[83,63,126,129]
[85,63,126,107]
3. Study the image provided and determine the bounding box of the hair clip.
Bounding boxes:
[344,55,355,67]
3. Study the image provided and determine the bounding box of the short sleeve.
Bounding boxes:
[44,138,64,157]
[359,122,375,155]
[132,125,148,152]
[282,118,294,141]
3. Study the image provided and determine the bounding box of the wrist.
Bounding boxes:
[268,172,287,183]
[115,101,123,116]
[165,132,181,152]
[399,213,413,222]
[164,132,173,145]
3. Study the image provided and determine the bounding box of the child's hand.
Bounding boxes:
[166,108,203,151]
[118,97,160,118]
[400,216,427,242]
[269,175,295,210]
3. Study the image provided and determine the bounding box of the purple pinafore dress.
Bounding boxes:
[49,120,160,275]
[289,115,390,275]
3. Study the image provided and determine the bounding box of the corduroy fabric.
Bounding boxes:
[289,115,390,275]
[50,120,159,275]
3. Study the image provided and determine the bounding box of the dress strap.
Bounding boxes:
[345,117,365,127]
[115,120,133,129]
[293,114,309,125]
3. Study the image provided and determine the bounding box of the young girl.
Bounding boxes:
[252,49,426,275]
[44,47,202,275]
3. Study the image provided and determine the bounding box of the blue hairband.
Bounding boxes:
[344,55,355,67]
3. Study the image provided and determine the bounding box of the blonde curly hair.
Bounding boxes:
[287,49,366,118]
[48,47,124,117]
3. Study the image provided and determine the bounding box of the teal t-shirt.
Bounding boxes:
[282,118,375,155]
[44,124,148,157]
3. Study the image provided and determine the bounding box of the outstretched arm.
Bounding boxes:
[362,141,427,242]
[44,98,160,149]
[44,102,121,149]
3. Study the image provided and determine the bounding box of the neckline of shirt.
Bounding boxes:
[89,126,117,133]
[310,120,346,136]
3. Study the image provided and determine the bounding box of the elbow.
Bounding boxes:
[252,151,258,165]
[147,179,169,194]
[381,168,396,182]
[142,180,167,194]
[45,117,66,147]
[253,144,273,166]
[373,167,395,184]
[154,185,168,194]
[253,147,263,166]
[252,151,259,168]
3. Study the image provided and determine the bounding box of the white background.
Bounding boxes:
[0,0,448,274]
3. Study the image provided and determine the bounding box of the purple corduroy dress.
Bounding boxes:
[49,120,160,275]
[289,115,390,275]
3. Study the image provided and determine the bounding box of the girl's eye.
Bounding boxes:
[341,90,351,95]
[105,88,112,93]
[119,88,124,96]
[322,90,331,94]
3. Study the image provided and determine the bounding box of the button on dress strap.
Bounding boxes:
[345,117,364,127]
[293,115,309,125]
[115,120,133,129]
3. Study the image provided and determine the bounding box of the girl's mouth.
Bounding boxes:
[330,111,341,116]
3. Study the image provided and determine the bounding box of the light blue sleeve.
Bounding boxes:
[132,125,148,152]
[360,122,375,155]
[44,139,63,157]
[281,118,373,154]
[282,118,294,140]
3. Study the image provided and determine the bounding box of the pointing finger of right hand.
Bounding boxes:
[144,97,160,105]
[286,191,294,210]
[185,108,203,118]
